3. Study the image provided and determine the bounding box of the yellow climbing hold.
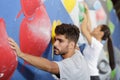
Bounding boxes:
[52,20,61,44]
[63,0,76,13]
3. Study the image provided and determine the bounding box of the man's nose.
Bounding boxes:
[53,40,58,47]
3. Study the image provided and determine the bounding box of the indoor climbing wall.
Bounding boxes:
[0,0,119,80]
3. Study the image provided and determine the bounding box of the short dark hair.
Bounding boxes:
[55,23,80,44]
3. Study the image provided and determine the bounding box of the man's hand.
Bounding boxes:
[8,37,22,57]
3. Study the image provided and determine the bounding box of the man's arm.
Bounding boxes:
[8,38,59,74]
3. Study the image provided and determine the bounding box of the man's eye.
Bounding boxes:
[59,40,63,43]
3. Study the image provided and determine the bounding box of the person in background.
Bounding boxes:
[80,3,115,80]
[8,23,90,80]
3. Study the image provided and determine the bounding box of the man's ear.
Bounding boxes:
[68,41,75,49]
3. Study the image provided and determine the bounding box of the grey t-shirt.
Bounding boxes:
[55,50,90,80]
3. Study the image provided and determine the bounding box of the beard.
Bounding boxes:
[54,46,68,55]
[54,47,59,55]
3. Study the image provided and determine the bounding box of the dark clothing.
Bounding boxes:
[90,76,100,80]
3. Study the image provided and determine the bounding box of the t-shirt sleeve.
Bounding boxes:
[54,59,74,80]
[90,37,103,49]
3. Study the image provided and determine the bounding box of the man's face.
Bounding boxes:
[53,34,69,55]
